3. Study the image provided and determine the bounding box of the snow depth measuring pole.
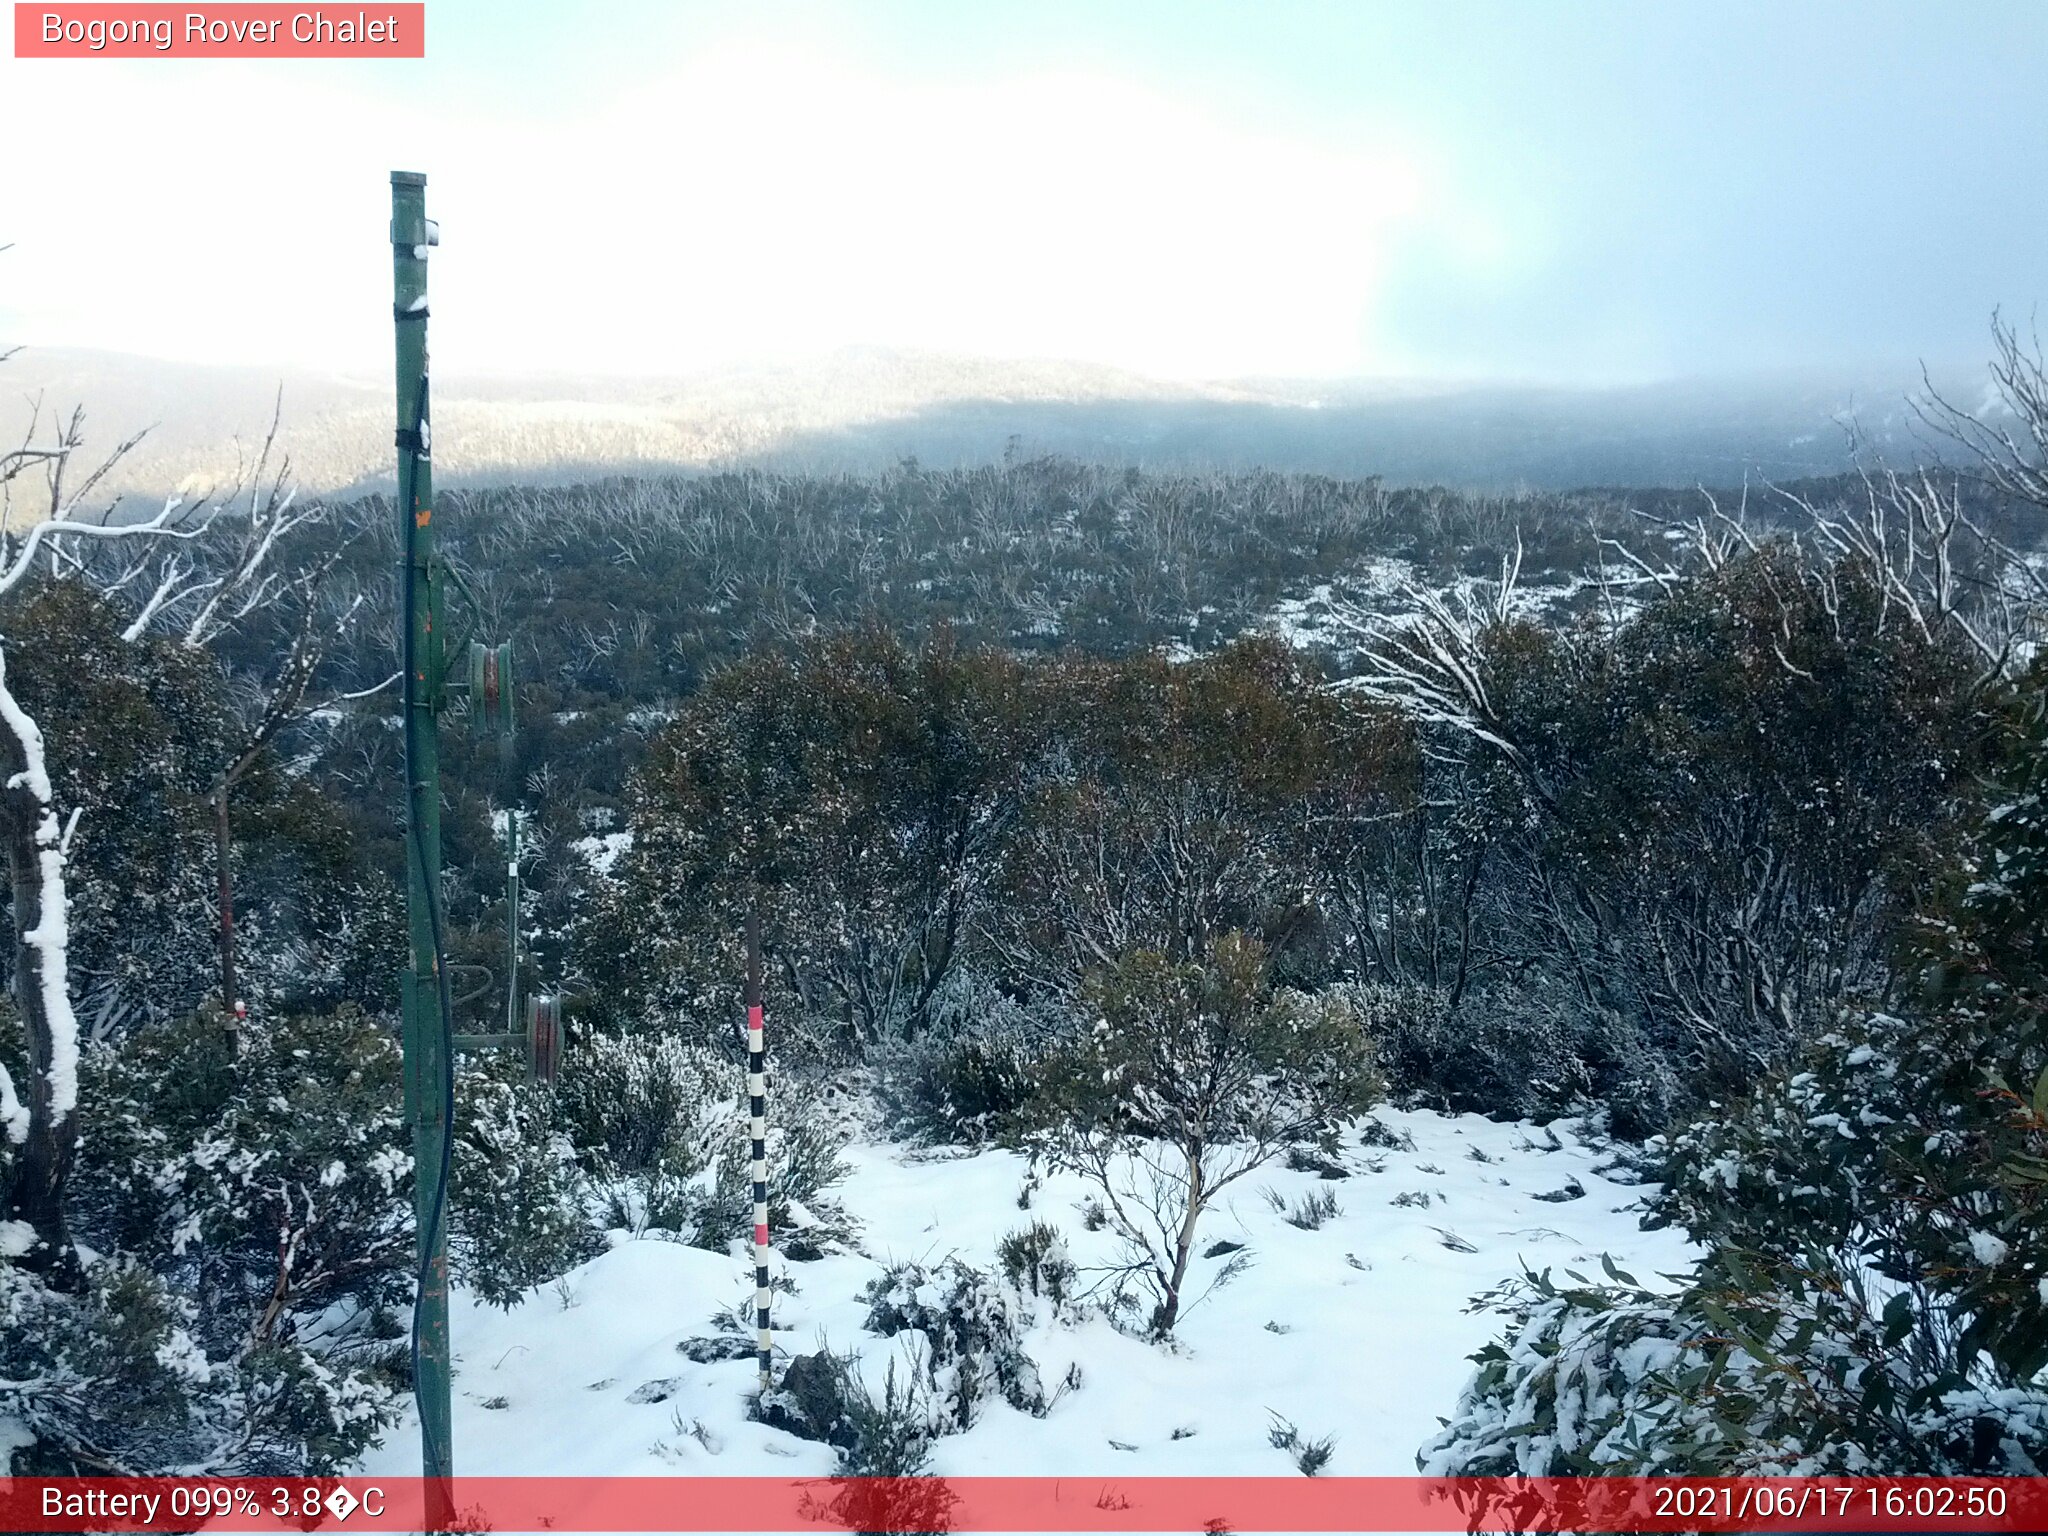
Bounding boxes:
[747,908,772,1392]
[391,169,453,1490]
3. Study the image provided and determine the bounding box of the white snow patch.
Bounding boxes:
[0,1414,34,1475]
[1970,1231,2011,1267]
[573,831,633,877]
[0,1065,26,1145]
[0,655,79,1126]
[359,1108,1696,1479]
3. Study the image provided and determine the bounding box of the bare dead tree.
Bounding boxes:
[1766,463,2045,689]
[208,555,378,1016]
[1916,311,2048,515]
[71,392,329,649]
[1334,538,1556,807]
[0,385,215,1282]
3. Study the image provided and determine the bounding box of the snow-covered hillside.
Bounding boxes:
[359,1109,1695,1480]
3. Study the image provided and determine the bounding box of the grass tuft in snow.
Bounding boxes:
[1267,1411,1337,1475]
[1282,1190,1342,1230]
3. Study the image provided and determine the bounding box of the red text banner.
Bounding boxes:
[14,4,424,57]
[2,1475,2044,1532]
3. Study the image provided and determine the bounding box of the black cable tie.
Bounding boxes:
[394,427,429,452]
[393,303,430,322]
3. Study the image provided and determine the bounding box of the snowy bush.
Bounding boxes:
[550,1029,852,1252]
[0,581,233,1037]
[24,1003,408,1473]
[1653,1002,2044,1382]
[0,1256,386,1474]
[761,1346,947,1486]
[874,964,1082,1146]
[1426,669,2048,1479]
[0,1258,203,1472]
[769,1349,957,1534]
[1650,673,2047,1392]
[876,1022,1041,1145]
[551,1031,727,1234]
[452,1063,600,1307]
[827,1352,943,1477]
[553,1031,724,1184]
[703,1089,856,1260]
[1268,1412,1338,1476]
[1024,934,1381,1335]
[996,1221,1077,1314]
[77,1003,414,1336]
[861,1257,1046,1428]
[1349,980,1598,1126]
[1422,1252,2048,1477]
[583,631,1030,1054]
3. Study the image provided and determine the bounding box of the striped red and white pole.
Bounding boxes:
[745,908,770,1393]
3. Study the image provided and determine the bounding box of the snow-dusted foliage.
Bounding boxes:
[23,1004,409,1473]
[1341,979,1614,1125]
[550,1031,733,1234]
[995,1220,1078,1313]
[1347,543,1991,1105]
[1423,1252,2047,1477]
[548,1029,851,1254]
[874,964,1067,1144]
[876,1022,1040,1145]
[578,631,1029,1054]
[984,638,1381,998]
[1653,672,2047,1385]
[1024,933,1381,1335]
[1424,666,2048,1478]
[452,1062,598,1308]
[1,585,230,1035]
[861,1256,1047,1428]
[0,1253,382,1475]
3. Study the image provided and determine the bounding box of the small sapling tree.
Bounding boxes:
[1027,932,1380,1335]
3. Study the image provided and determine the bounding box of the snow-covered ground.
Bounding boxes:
[571,830,633,877]
[360,1108,1696,1480]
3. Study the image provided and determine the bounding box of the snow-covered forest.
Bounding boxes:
[2,319,2045,1485]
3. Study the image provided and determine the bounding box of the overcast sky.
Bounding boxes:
[1,0,2041,384]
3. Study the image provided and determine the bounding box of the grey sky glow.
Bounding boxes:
[1,0,2041,384]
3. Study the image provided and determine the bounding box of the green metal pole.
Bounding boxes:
[390,169,453,1494]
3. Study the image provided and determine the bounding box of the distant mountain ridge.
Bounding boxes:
[0,344,1974,502]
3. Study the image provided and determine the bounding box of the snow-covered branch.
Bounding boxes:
[1769,463,2044,684]
[1332,540,1552,802]
[1915,311,2048,516]
[0,645,79,1130]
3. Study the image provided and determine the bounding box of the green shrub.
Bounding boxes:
[38,1005,407,1474]
[452,1063,601,1307]
[877,1028,1039,1144]
[996,1221,1076,1313]
[862,1258,1046,1428]
[1424,671,2048,1479]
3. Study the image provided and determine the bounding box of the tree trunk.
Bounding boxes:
[1,778,80,1287]
[215,782,236,1019]
[1155,1145,1206,1335]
